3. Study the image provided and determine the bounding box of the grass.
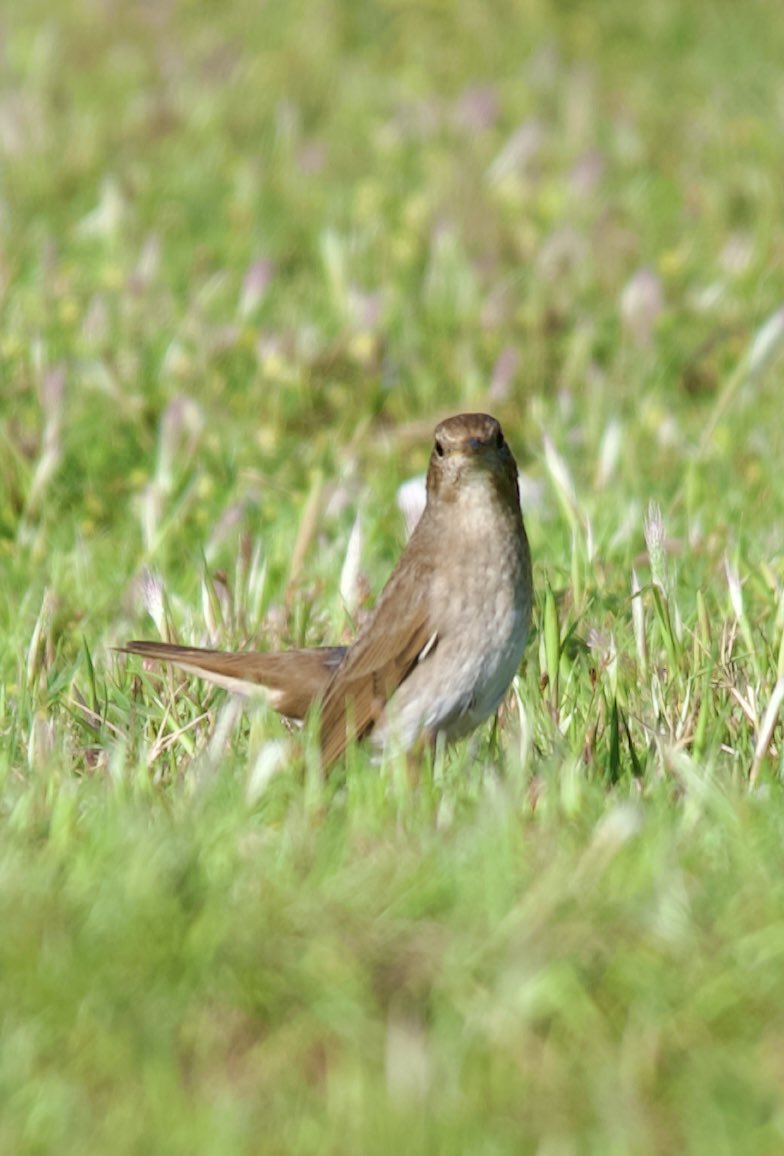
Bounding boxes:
[2,0,784,1151]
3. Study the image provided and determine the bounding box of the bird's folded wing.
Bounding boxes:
[319,570,435,768]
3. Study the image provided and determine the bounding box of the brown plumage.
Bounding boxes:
[118,642,346,722]
[121,413,533,770]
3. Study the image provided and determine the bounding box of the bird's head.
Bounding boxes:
[426,413,520,507]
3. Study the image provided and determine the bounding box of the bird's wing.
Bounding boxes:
[119,641,346,720]
[319,556,436,768]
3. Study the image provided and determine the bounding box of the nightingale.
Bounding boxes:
[121,413,533,769]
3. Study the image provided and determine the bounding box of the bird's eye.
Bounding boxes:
[495,429,505,449]
[435,438,445,457]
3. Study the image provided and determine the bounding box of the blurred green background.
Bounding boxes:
[2,1,784,1152]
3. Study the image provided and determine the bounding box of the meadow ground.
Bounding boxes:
[2,1,784,1152]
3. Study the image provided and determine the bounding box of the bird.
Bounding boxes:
[121,413,533,770]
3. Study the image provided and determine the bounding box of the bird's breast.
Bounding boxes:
[386,500,531,744]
